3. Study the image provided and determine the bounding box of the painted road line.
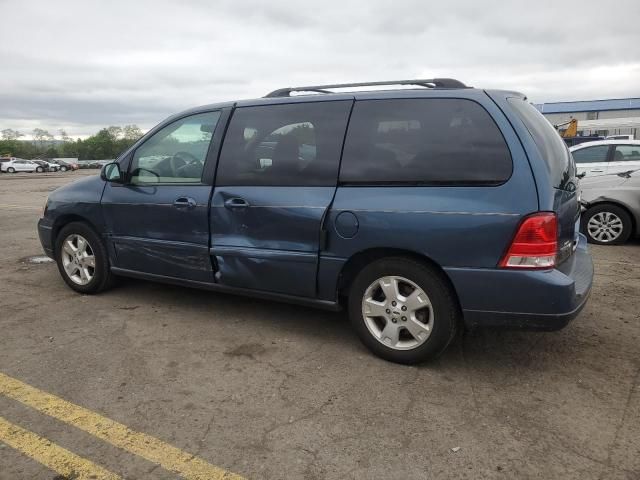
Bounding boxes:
[0,415,121,480]
[0,372,244,480]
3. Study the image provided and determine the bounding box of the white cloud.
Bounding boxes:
[1,0,639,138]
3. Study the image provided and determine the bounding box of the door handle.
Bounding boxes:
[224,197,250,209]
[590,169,604,173]
[173,197,197,209]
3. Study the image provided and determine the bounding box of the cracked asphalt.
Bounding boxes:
[1,171,639,479]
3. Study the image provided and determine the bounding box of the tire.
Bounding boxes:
[581,204,632,245]
[36,166,44,173]
[55,222,115,294]
[60,166,68,172]
[7,167,15,173]
[348,257,459,364]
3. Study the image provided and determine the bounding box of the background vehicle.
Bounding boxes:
[580,170,640,245]
[38,78,593,364]
[605,134,635,140]
[51,159,78,172]
[1,158,40,173]
[570,139,640,177]
[32,160,59,172]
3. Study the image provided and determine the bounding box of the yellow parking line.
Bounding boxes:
[0,415,121,480]
[0,373,244,480]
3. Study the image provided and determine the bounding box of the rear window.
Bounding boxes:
[572,145,609,163]
[339,98,512,185]
[507,98,575,189]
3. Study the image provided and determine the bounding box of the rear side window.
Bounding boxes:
[339,98,512,185]
[571,145,609,163]
[217,101,351,186]
[507,98,575,189]
[613,145,640,162]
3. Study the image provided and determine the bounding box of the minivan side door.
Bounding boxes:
[210,100,352,298]
[608,144,640,175]
[572,145,611,177]
[101,110,223,282]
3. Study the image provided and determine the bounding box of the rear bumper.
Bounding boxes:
[37,217,55,259]
[445,233,594,331]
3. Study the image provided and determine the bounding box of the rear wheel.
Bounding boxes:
[60,165,68,172]
[36,166,44,173]
[7,167,15,173]
[348,257,459,364]
[582,204,632,245]
[55,222,114,294]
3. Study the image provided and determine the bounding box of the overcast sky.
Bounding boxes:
[1,0,639,138]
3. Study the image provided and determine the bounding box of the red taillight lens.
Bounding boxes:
[499,213,558,269]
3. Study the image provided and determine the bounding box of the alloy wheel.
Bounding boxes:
[61,234,96,285]
[587,212,624,243]
[361,275,433,350]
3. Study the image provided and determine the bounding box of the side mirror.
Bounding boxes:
[101,162,123,183]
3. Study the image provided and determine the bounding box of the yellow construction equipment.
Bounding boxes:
[555,119,578,138]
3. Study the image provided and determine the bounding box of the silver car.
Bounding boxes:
[580,169,640,245]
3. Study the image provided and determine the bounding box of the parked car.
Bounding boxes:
[570,139,640,177]
[580,169,640,245]
[605,134,634,140]
[52,160,78,172]
[33,160,60,172]
[1,158,41,173]
[38,78,593,364]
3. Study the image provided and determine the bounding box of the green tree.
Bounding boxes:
[1,129,24,141]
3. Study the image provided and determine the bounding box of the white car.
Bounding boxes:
[570,140,640,177]
[0,159,42,173]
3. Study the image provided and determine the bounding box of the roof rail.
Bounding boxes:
[265,78,468,98]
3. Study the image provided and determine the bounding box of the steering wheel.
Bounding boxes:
[170,151,201,175]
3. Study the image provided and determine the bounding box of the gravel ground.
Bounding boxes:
[0,171,638,479]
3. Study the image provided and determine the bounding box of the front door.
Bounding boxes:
[572,144,611,177]
[102,110,222,282]
[210,100,352,297]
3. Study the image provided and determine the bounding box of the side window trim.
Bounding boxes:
[126,109,222,186]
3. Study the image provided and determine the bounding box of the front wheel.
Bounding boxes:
[348,257,459,364]
[36,166,44,173]
[7,167,15,173]
[60,165,68,172]
[55,222,115,294]
[581,204,632,245]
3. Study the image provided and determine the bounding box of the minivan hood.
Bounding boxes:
[48,174,106,203]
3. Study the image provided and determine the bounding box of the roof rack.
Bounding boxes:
[265,78,468,98]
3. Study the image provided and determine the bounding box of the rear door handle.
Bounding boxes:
[224,197,250,209]
[173,197,197,209]
[590,169,604,172]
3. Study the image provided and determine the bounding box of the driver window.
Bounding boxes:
[130,111,220,184]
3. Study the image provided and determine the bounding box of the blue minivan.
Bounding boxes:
[38,79,593,364]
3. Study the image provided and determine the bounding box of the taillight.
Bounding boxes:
[499,212,558,269]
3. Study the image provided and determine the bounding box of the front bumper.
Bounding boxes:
[37,217,55,259]
[445,233,594,331]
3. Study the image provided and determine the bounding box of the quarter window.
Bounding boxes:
[130,111,220,184]
[340,99,512,185]
[216,101,351,186]
[571,145,609,163]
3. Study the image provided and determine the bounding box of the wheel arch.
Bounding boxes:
[52,214,102,249]
[336,248,462,312]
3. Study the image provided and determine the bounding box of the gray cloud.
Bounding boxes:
[1,0,639,138]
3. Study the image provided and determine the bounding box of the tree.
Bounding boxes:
[106,126,123,142]
[1,129,24,141]
[122,125,143,141]
[32,128,54,150]
[59,129,72,143]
